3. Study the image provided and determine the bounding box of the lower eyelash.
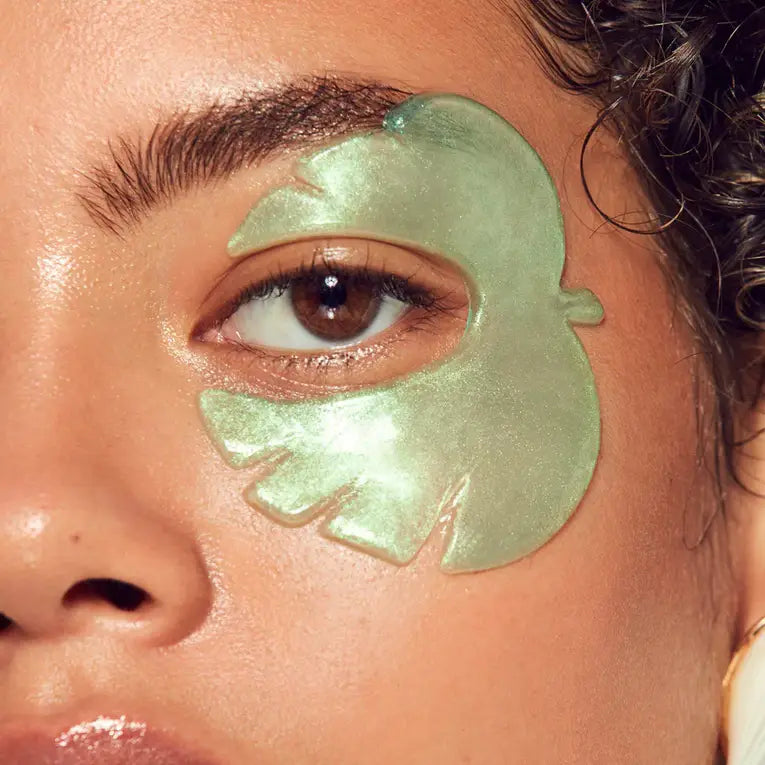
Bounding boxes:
[214,310,443,373]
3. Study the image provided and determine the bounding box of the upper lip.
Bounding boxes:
[0,715,223,765]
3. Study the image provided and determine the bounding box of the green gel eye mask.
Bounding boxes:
[199,94,603,573]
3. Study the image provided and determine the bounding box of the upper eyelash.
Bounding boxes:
[221,261,440,322]
[194,254,469,373]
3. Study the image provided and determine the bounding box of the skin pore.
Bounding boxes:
[0,1,751,763]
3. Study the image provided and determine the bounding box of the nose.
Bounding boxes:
[0,466,211,647]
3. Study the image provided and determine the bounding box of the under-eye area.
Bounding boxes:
[192,237,470,393]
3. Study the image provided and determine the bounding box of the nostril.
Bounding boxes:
[63,578,151,613]
[0,613,11,632]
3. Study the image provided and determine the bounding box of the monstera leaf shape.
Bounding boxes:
[199,94,603,573]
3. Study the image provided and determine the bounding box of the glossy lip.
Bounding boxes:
[0,715,223,765]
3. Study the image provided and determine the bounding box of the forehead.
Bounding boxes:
[1,0,521,91]
[0,0,563,152]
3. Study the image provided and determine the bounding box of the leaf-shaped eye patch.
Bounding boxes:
[199,94,603,573]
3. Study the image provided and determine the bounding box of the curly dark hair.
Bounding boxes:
[509,1,765,485]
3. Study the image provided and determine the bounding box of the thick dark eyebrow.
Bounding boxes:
[77,76,411,235]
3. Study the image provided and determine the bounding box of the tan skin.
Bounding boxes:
[0,1,760,763]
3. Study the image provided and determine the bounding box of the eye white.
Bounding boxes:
[224,288,409,351]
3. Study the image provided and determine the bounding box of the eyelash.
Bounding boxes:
[201,259,454,368]
[224,260,439,317]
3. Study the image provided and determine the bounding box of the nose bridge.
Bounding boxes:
[0,249,152,456]
[0,340,110,463]
[0,10,212,652]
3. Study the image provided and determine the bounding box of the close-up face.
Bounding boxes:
[0,1,758,763]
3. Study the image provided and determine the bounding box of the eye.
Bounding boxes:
[217,268,413,351]
[194,238,470,392]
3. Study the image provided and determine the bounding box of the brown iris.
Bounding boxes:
[290,273,382,341]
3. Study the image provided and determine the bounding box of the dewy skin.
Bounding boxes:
[200,94,603,573]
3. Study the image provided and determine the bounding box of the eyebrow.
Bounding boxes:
[77,76,411,235]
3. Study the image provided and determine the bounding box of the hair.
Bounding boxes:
[512,1,765,485]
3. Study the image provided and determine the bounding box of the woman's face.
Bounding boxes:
[0,1,741,763]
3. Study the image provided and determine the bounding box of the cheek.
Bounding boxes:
[177,471,727,762]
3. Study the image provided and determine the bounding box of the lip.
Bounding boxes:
[0,716,222,765]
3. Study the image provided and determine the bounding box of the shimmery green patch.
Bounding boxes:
[200,94,602,573]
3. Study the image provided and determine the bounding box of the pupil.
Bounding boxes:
[319,274,347,310]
